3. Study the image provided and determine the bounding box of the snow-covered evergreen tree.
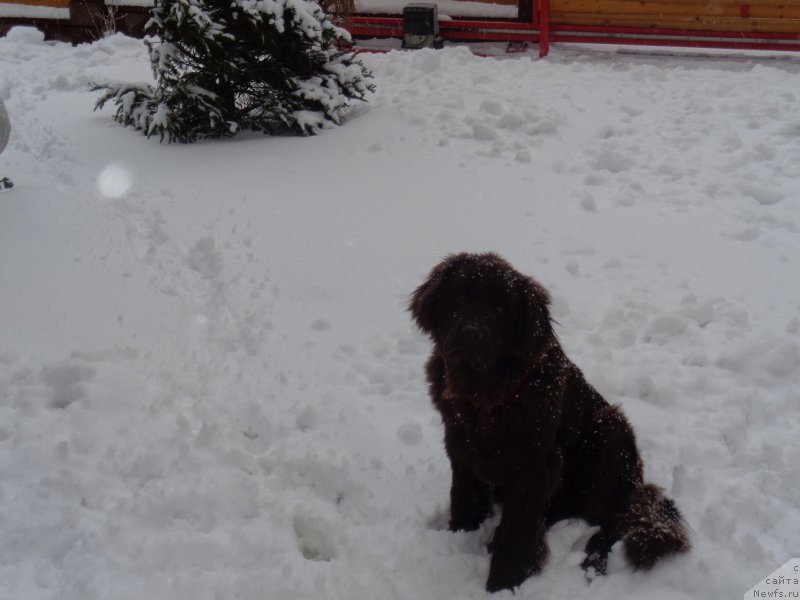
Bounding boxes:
[93,0,373,143]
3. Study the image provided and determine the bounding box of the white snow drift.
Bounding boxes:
[1,29,799,600]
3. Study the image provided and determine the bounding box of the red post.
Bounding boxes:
[538,0,550,57]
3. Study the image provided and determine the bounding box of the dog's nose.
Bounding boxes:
[461,324,483,344]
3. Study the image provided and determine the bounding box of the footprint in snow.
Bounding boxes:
[311,319,331,332]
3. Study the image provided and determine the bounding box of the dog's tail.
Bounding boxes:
[620,483,691,570]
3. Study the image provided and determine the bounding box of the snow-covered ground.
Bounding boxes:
[1,26,799,600]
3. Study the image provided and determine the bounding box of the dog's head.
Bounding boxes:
[409,252,554,373]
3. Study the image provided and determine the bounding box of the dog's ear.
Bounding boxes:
[513,276,555,360]
[409,256,458,334]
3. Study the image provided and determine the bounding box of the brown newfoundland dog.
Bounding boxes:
[409,252,689,592]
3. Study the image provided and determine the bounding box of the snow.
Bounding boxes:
[1,27,800,600]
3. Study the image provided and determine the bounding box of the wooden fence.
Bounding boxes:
[544,0,800,53]
[0,0,148,42]
[554,0,800,33]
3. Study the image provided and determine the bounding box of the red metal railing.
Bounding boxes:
[347,0,549,55]
[346,0,800,56]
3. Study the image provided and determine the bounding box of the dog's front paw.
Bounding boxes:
[581,527,612,578]
[486,558,530,593]
[485,544,547,593]
[581,551,608,579]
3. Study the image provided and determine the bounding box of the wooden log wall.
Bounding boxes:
[549,0,800,34]
[3,0,69,9]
